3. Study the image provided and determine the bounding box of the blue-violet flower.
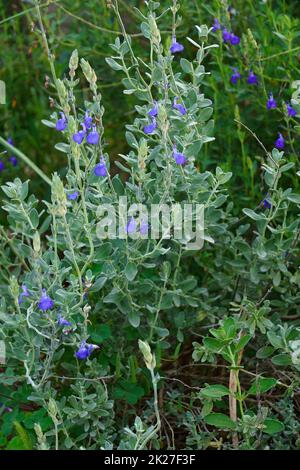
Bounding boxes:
[73,124,86,144]
[148,101,158,118]
[173,145,187,165]
[230,68,241,85]
[86,126,99,145]
[173,97,187,115]
[38,289,54,311]
[275,132,285,150]
[56,112,67,131]
[247,71,258,85]
[212,18,221,32]
[267,93,277,110]
[286,102,297,117]
[170,36,184,54]
[143,118,157,135]
[67,191,79,201]
[75,341,99,360]
[94,158,107,177]
[18,284,29,305]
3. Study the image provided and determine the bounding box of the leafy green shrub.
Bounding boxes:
[0,0,299,450]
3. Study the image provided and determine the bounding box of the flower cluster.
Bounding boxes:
[143,95,188,165]
[18,283,100,360]
[212,18,240,46]
[213,14,298,152]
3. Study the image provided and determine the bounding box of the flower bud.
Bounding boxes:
[80,59,97,88]
[51,173,67,217]
[69,49,79,78]
[56,79,67,102]
[33,231,41,254]
[9,276,19,300]
[138,339,156,370]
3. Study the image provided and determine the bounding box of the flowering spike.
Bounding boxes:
[0,161,4,172]
[143,117,157,135]
[275,132,285,150]
[267,93,277,110]
[170,36,184,54]
[173,145,187,166]
[86,126,99,145]
[55,112,67,131]
[38,289,54,311]
[173,97,187,116]
[247,71,258,85]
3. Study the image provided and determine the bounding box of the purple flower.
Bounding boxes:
[57,314,72,327]
[84,111,93,129]
[263,198,272,209]
[0,160,4,172]
[56,112,67,131]
[286,102,297,117]
[230,67,241,85]
[9,156,18,166]
[212,18,221,32]
[170,36,184,54]
[94,158,107,177]
[67,191,79,200]
[230,33,240,45]
[148,101,158,118]
[127,216,136,234]
[222,28,231,43]
[86,126,99,145]
[267,93,277,110]
[75,341,99,360]
[6,137,18,165]
[140,219,148,236]
[143,117,157,135]
[73,124,86,144]
[173,145,187,165]
[18,284,29,305]
[247,71,258,85]
[275,132,285,150]
[173,97,187,116]
[38,289,54,311]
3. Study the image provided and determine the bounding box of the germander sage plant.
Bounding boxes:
[0,0,299,450]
